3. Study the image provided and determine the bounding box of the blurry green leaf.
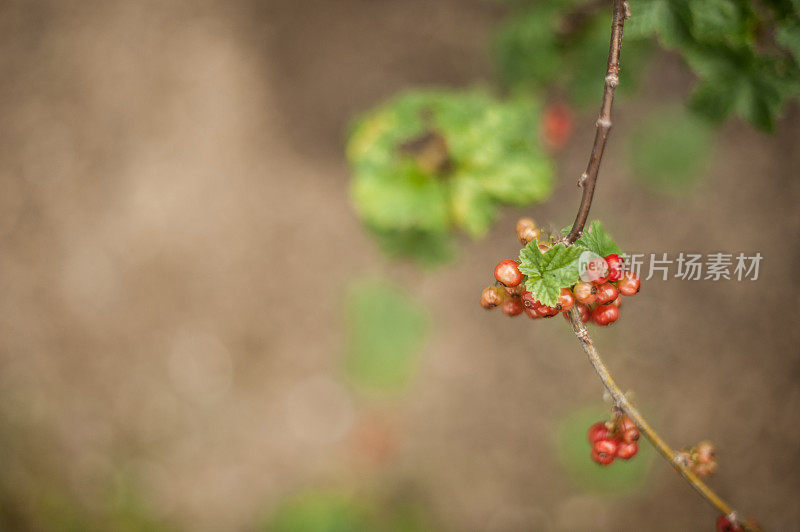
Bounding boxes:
[263,489,436,532]
[344,280,429,396]
[777,19,800,65]
[370,228,454,267]
[554,406,655,495]
[574,221,622,258]
[518,240,584,306]
[628,107,713,193]
[263,491,368,532]
[347,89,554,265]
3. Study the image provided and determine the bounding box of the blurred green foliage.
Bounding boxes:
[262,489,435,532]
[347,90,554,265]
[628,107,713,193]
[493,0,654,107]
[343,280,430,396]
[554,405,655,495]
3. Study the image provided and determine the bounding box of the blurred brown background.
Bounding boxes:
[0,0,799,530]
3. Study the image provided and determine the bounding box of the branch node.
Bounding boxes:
[605,73,619,88]
[623,1,631,19]
[596,116,612,129]
[577,172,589,187]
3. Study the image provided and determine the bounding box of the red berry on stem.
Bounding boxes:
[501,296,524,317]
[587,422,610,443]
[592,304,620,326]
[541,102,573,151]
[595,282,619,305]
[605,254,624,281]
[572,281,597,305]
[557,288,575,312]
[495,260,524,287]
[618,416,639,443]
[716,515,742,532]
[591,438,618,465]
[576,303,591,323]
[535,304,559,318]
[618,271,641,296]
[615,441,638,460]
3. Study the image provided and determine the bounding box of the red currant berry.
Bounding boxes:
[535,304,559,318]
[590,448,614,466]
[617,271,641,296]
[572,281,597,305]
[516,218,540,245]
[587,422,610,443]
[523,306,540,320]
[576,303,591,323]
[591,304,620,326]
[501,296,524,317]
[716,515,742,532]
[615,441,638,460]
[595,282,620,305]
[495,260,524,287]
[618,416,639,443]
[611,296,622,308]
[605,254,624,281]
[541,102,573,151]
[502,283,525,296]
[480,286,505,309]
[556,288,575,312]
[521,291,538,309]
[591,438,618,465]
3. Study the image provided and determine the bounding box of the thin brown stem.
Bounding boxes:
[565,309,761,532]
[559,3,761,530]
[565,0,626,245]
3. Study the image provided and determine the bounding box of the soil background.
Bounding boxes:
[0,1,799,530]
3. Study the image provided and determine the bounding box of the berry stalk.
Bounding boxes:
[564,308,760,532]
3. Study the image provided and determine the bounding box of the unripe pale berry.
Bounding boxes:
[501,296,524,317]
[516,218,540,245]
[605,254,624,281]
[480,286,505,309]
[495,260,524,287]
[557,288,575,312]
[618,271,641,296]
[585,257,610,284]
[595,282,619,305]
[503,283,526,296]
[592,304,620,326]
[615,441,638,460]
[572,281,598,305]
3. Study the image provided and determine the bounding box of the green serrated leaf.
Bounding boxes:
[518,240,584,306]
[574,221,622,257]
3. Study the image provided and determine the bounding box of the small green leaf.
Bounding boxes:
[574,221,622,258]
[344,280,429,396]
[518,240,584,306]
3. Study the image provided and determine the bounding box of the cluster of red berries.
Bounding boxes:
[480,219,641,326]
[587,413,640,465]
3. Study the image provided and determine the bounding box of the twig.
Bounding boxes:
[565,308,761,532]
[564,0,626,245]
[561,2,761,530]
